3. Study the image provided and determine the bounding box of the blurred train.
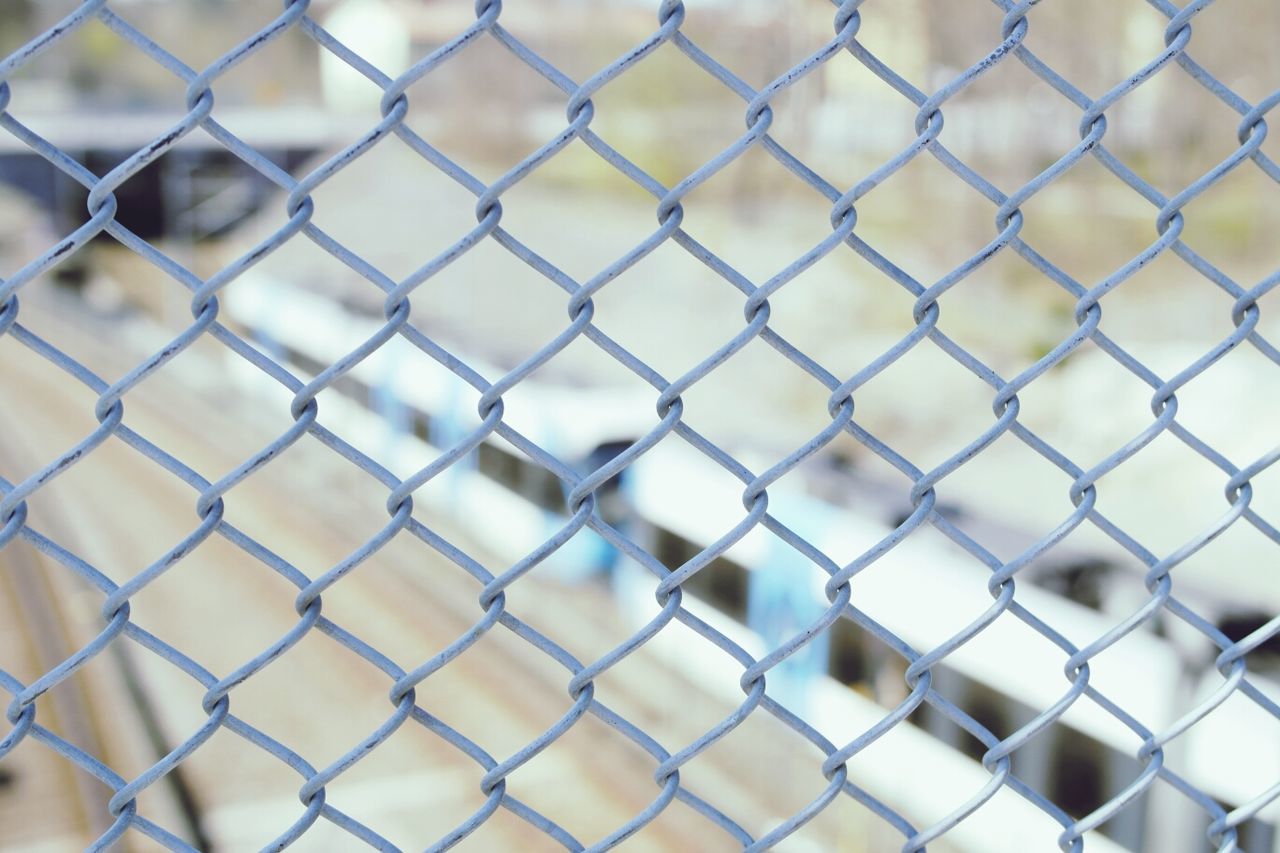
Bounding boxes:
[224,276,1279,853]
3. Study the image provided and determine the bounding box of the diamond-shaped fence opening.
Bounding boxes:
[2,1,1278,852]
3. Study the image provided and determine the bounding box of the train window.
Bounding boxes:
[1047,729,1106,820]
[828,617,869,688]
[653,529,697,573]
[652,530,748,619]
[584,441,632,494]
[476,442,523,489]
[693,561,748,621]
[1037,559,1110,611]
[1218,611,1280,666]
[410,412,433,445]
[520,466,566,513]
[699,570,745,618]
[288,349,326,379]
[957,684,1010,763]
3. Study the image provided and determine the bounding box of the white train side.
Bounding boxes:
[225,277,1280,853]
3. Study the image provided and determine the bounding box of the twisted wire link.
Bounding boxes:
[3,3,872,848]
[97,1,753,846]
[82,5,655,847]
[658,4,1105,846]
[483,1,1057,845]
[0,3,428,846]
[963,1,1280,845]
[0,4,148,844]
[304,3,904,847]
[1,0,1277,850]
[0,320,390,848]
[96,5,741,846]
[808,5,1278,849]
[329,0,1280,847]
[297,5,727,845]
[829,2,1277,846]
[0,4,459,848]
[490,7,932,842]
[480,3,930,843]
[301,1,918,844]
[668,0,1277,847]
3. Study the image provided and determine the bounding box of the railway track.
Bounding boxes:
[0,498,111,850]
[0,423,202,852]
[0,288,877,850]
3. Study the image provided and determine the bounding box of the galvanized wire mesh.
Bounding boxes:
[1,0,1278,850]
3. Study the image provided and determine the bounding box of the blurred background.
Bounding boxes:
[1,1,1278,851]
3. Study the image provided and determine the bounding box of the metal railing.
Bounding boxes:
[1,1,1278,851]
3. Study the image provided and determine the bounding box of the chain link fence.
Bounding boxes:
[1,0,1278,850]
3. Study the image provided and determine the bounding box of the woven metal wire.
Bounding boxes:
[1,0,1278,850]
